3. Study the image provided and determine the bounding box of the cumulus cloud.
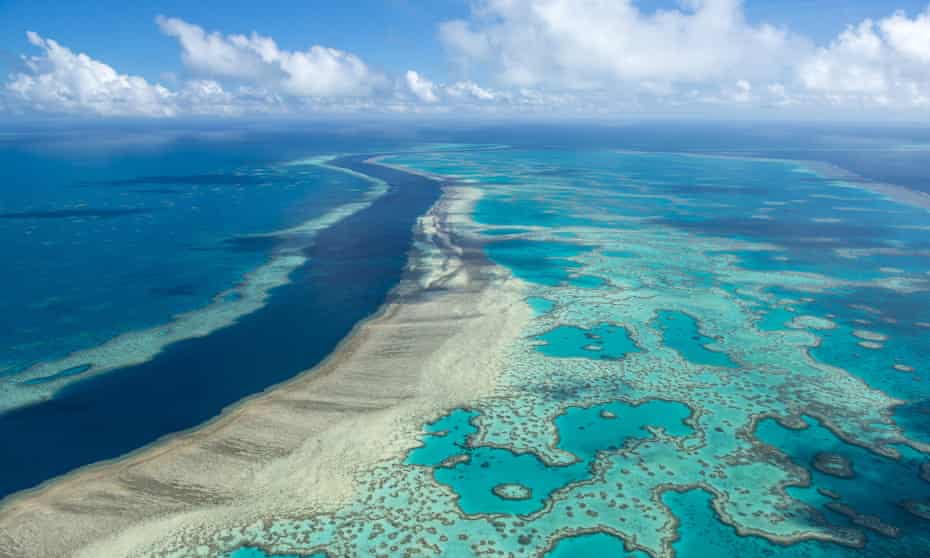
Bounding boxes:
[156,16,379,98]
[405,70,439,102]
[445,80,496,101]
[800,21,888,95]
[881,8,930,63]
[439,0,930,111]
[439,0,803,89]
[799,7,930,106]
[8,5,930,118]
[7,31,176,117]
[401,70,499,105]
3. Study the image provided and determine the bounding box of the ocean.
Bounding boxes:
[0,128,437,498]
[3,122,930,557]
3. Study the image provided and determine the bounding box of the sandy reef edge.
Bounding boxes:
[0,168,530,558]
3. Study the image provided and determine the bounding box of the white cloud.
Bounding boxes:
[401,71,499,105]
[156,16,379,98]
[439,0,930,112]
[445,80,496,101]
[177,80,252,116]
[798,8,930,106]
[405,70,439,102]
[799,21,888,95]
[880,8,930,63]
[6,31,176,117]
[713,79,754,104]
[9,6,930,118]
[439,0,803,89]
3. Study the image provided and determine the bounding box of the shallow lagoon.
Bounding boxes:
[546,532,644,557]
[534,323,639,360]
[654,310,738,367]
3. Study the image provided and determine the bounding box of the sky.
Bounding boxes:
[2,0,930,120]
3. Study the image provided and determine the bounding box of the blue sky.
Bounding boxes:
[2,0,930,119]
[0,1,469,82]
[3,0,928,81]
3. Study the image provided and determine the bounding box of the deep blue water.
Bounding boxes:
[0,156,439,499]
[0,129,402,377]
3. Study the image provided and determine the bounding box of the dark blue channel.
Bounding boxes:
[0,157,439,500]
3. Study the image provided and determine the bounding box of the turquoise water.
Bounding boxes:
[568,274,608,288]
[554,400,693,459]
[228,547,320,558]
[486,239,591,286]
[526,296,556,315]
[665,489,840,557]
[546,532,645,557]
[534,323,639,360]
[405,408,481,469]
[406,400,692,516]
[667,486,930,558]
[756,304,798,332]
[407,408,589,516]
[482,227,530,236]
[655,310,737,367]
[756,415,930,545]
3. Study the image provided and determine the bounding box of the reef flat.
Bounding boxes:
[3,146,930,558]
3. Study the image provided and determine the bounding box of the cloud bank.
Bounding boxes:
[7,32,176,117]
[6,4,930,118]
[441,0,930,110]
[155,16,380,98]
[799,9,930,106]
[440,0,802,88]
